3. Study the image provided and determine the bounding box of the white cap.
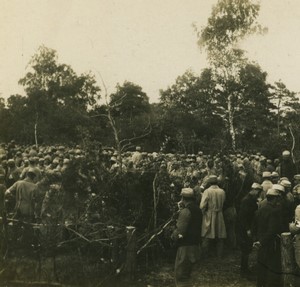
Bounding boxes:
[273,184,285,193]
[262,171,272,178]
[251,183,262,190]
[280,180,291,188]
[180,188,195,198]
[266,188,280,196]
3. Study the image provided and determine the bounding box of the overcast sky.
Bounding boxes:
[1,0,300,103]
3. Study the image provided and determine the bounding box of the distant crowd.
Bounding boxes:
[0,141,299,224]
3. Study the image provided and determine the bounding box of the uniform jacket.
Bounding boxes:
[253,201,282,247]
[200,185,226,239]
[9,178,37,218]
[172,201,202,246]
[237,193,258,232]
[253,201,283,274]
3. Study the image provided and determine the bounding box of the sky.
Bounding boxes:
[1,0,300,103]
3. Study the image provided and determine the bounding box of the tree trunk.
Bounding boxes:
[281,232,296,287]
[124,226,137,281]
[107,107,123,172]
[277,98,281,138]
[228,95,236,151]
[153,173,158,229]
[34,112,39,148]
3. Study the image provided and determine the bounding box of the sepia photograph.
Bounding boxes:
[1,0,300,286]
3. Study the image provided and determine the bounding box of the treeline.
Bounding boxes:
[1,1,300,158]
[0,45,299,159]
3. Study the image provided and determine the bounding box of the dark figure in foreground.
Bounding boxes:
[172,187,202,286]
[253,188,283,287]
[237,182,262,278]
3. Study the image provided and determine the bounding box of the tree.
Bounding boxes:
[268,81,300,159]
[159,69,224,153]
[89,80,152,171]
[110,81,150,120]
[0,97,11,142]
[18,45,101,145]
[196,0,266,150]
[107,81,152,149]
[271,81,299,137]
[223,63,274,149]
[5,95,33,142]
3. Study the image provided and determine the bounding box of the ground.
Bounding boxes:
[136,249,257,287]
[0,249,257,287]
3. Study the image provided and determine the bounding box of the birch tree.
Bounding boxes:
[196,0,265,150]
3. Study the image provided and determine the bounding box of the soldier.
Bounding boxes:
[293,186,300,210]
[260,172,273,201]
[278,150,297,182]
[0,144,6,159]
[14,151,23,168]
[0,173,6,217]
[7,168,38,222]
[237,183,262,278]
[266,159,275,173]
[200,175,226,258]
[289,205,300,286]
[293,174,300,193]
[20,157,41,183]
[172,188,202,286]
[271,171,280,184]
[38,158,45,175]
[40,172,63,222]
[6,159,21,188]
[253,188,283,287]
[279,179,294,231]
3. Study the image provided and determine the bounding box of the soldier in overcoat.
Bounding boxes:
[172,187,202,286]
[253,188,283,287]
[237,182,262,278]
[200,175,226,258]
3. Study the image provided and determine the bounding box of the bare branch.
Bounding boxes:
[121,143,134,152]
[109,94,127,107]
[136,217,175,255]
[119,117,152,146]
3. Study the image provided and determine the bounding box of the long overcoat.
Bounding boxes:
[200,185,226,239]
[253,201,283,286]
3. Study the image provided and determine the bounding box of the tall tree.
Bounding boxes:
[18,45,101,144]
[109,81,151,151]
[110,81,150,122]
[271,81,299,138]
[233,63,274,148]
[196,0,265,150]
[159,69,224,153]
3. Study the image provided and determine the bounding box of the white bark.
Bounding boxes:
[34,112,39,148]
[228,95,236,151]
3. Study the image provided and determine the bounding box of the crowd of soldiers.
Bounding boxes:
[171,149,300,287]
[0,141,300,287]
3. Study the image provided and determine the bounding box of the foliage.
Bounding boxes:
[17,45,101,144]
[0,3,299,155]
[109,81,151,144]
[197,0,265,68]
[159,70,224,153]
[195,0,267,150]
